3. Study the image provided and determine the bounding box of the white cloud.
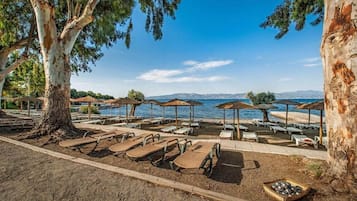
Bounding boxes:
[137,69,183,81]
[302,57,321,63]
[184,59,233,71]
[303,63,321,67]
[154,76,228,83]
[278,77,292,82]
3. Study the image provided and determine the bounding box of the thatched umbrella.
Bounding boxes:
[71,96,101,119]
[161,99,191,127]
[217,101,255,140]
[297,101,324,144]
[186,100,203,123]
[14,96,43,116]
[143,99,162,118]
[104,99,119,116]
[111,97,140,123]
[272,99,300,128]
[254,104,277,122]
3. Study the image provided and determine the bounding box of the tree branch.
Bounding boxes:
[0,38,30,55]
[0,54,29,81]
[60,0,99,54]
[30,0,57,53]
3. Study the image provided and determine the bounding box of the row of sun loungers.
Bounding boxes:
[269,126,304,135]
[219,130,259,142]
[59,131,220,176]
[223,124,248,131]
[160,126,193,135]
[0,117,35,130]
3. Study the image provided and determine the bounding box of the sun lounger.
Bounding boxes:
[126,137,180,162]
[292,135,318,149]
[108,133,159,155]
[314,136,328,148]
[59,130,130,153]
[182,122,200,127]
[82,119,105,125]
[219,130,233,139]
[223,124,235,130]
[242,132,259,142]
[270,126,288,134]
[170,142,221,176]
[111,122,141,129]
[286,127,303,135]
[174,127,193,135]
[160,126,177,133]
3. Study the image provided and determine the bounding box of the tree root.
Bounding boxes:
[16,124,85,145]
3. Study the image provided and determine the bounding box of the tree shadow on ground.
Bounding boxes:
[210,151,259,184]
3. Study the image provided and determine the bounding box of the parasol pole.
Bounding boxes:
[319,110,323,144]
[88,102,91,119]
[308,109,311,125]
[285,104,288,128]
[233,109,236,140]
[175,106,178,128]
[237,108,241,140]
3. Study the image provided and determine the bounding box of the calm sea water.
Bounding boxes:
[99,99,323,120]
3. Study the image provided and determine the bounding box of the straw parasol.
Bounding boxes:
[111,97,140,123]
[297,101,324,144]
[186,100,203,123]
[272,99,300,128]
[71,96,101,119]
[217,101,255,140]
[103,99,119,116]
[143,99,162,118]
[161,99,191,127]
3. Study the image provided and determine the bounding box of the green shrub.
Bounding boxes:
[79,105,100,114]
[306,162,324,179]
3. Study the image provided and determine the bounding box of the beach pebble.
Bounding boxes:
[271,181,303,197]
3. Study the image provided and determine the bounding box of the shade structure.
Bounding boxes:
[272,99,300,128]
[297,101,325,144]
[71,96,101,119]
[143,99,162,118]
[217,101,255,140]
[110,97,141,123]
[103,99,119,116]
[186,100,203,123]
[14,96,43,116]
[161,99,191,127]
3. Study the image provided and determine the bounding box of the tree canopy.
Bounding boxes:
[260,0,324,39]
[70,89,114,100]
[128,89,145,102]
[246,91,276,105]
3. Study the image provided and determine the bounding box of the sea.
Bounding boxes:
[99,99,323,120]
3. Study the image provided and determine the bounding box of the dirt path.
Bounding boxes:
[0,141,206,201]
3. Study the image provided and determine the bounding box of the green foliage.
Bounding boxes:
[70,89,114,100]
[246,91,276,105]
[128,89,145,102]
[0,0,33,48]
[79,105,100,114]
[306,162,324,179]
[3,52,45,97]
[261,0,324,39]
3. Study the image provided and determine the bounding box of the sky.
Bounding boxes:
[71,0,324,98]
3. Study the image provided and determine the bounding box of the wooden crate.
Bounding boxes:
[263,178,311,201]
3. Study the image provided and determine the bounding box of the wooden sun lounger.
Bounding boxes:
[174,127,193,135]
[242,132,259,142]
[126,137,180,163]
[170,142,221,177]
[108,133,159,155]
[59,130,130,153]
[160,126,177,133]
[219,130,233,139]
[270,126,288,134]
[286,127,304,135]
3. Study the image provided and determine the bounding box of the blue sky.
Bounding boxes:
[71,0,323,97]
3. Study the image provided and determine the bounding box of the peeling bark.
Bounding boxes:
[29,0,99,138]
[322,0,357,193]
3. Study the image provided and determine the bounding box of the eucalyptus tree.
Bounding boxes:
[262,0,357,193]
[27,0,180,137]
[0,1,35,111]
[128,89,145,116]
[246,91,275,122]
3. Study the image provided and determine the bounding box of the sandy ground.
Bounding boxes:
[0,141,206,201]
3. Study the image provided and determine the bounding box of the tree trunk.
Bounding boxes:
[261,109,269,122]
[129,104,138,117]
[321,0,357,193]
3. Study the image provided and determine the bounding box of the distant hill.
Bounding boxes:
[147,90,323,100]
